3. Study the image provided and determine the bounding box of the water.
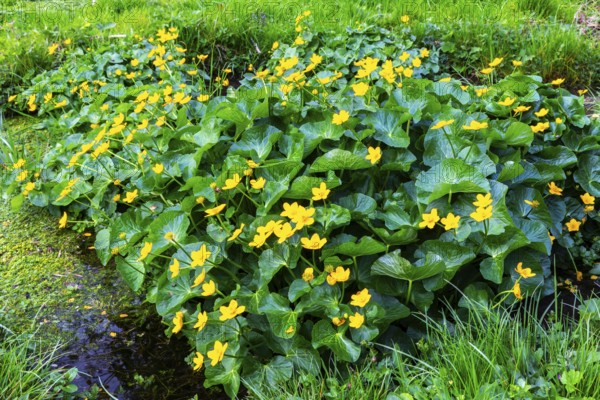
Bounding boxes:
[52,264,230,400]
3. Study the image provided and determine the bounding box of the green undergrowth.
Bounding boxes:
[0,322,79,400]
[246,295,600,399]
[0,117,133,339]
[1,0,598,99]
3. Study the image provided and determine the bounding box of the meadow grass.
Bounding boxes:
[244,292,600,399]
[0,317,75,400]
[1,0,598,95]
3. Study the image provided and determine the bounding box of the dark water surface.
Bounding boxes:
[52,264,229,400]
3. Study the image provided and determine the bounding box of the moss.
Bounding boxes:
[0,201,135,338]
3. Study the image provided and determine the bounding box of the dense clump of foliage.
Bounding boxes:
[2,14,599,397]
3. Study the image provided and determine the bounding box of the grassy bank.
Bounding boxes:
[247,296,600,399]
[1,0,599,99]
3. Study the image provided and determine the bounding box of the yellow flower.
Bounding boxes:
[551,78,565,86]
[13,158,25,169]
[193,352,204,371]
[565,219,581,232]
[421,48,430,58]
[412,57,422,68]
[22,181,35,196]
[524,200,540,208]
[547,182,562,196]
[534,108,549,117]
[431,119,454,130]
[350,289,371,307]
[59,212,68,228]
[281,202,301,219]
[172,311,184,334]
[349,312,365,328]
[497,97,515,106]
[302,268,314,282]
[250,177,266,190]
[136,119,148,130]
[580,193,595,205]
[273,222,295,244]
[332,316,346,326]
[249,233,269,248]
[419,208,440,229]
[301,233,327,250]
[513,105,531,114]
[156,116,166,126]
[228,223,245,242]
[515,262,536,278]
[470,206,493,222]
[489,57,503,67]
[312,182,330,201]
[548,232,555,245]
[512,281,523,300]
[191,244,211,267]
[138,242,153,261]
[271,41,279,50]
[480,67,494,75]
[197,94,210,102]
[531,122,550,133]
[399,51,410,62]
[332,110,350,125]
[365,146,382,165]
[201,280,216,296]
[440,213,460,231]
[205,204,226,217]
[123,189,138,203]
[194,311,208,331]
[219,299,246,321]
[191,268,207,288]
[327,266,350,285]
[48,43,59,55]
[222,173,242,190]
[351,82,370,96]
[290,207,315,229]
[555,117,563,124]
[16,170,28,182]
[473,193,493,208]
[512,60,523,67]
[475,88,489,97]
[169,258,180,278]
[310,53,323,65]
[400,15,410,23]
[164,232,174,241]
[207,341,228,366]
[463,120,488,130]
[152,163,164,174]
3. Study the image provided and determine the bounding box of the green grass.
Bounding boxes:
[0,320,77,400]
[245,294,600,399]
[1,0,599,96]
